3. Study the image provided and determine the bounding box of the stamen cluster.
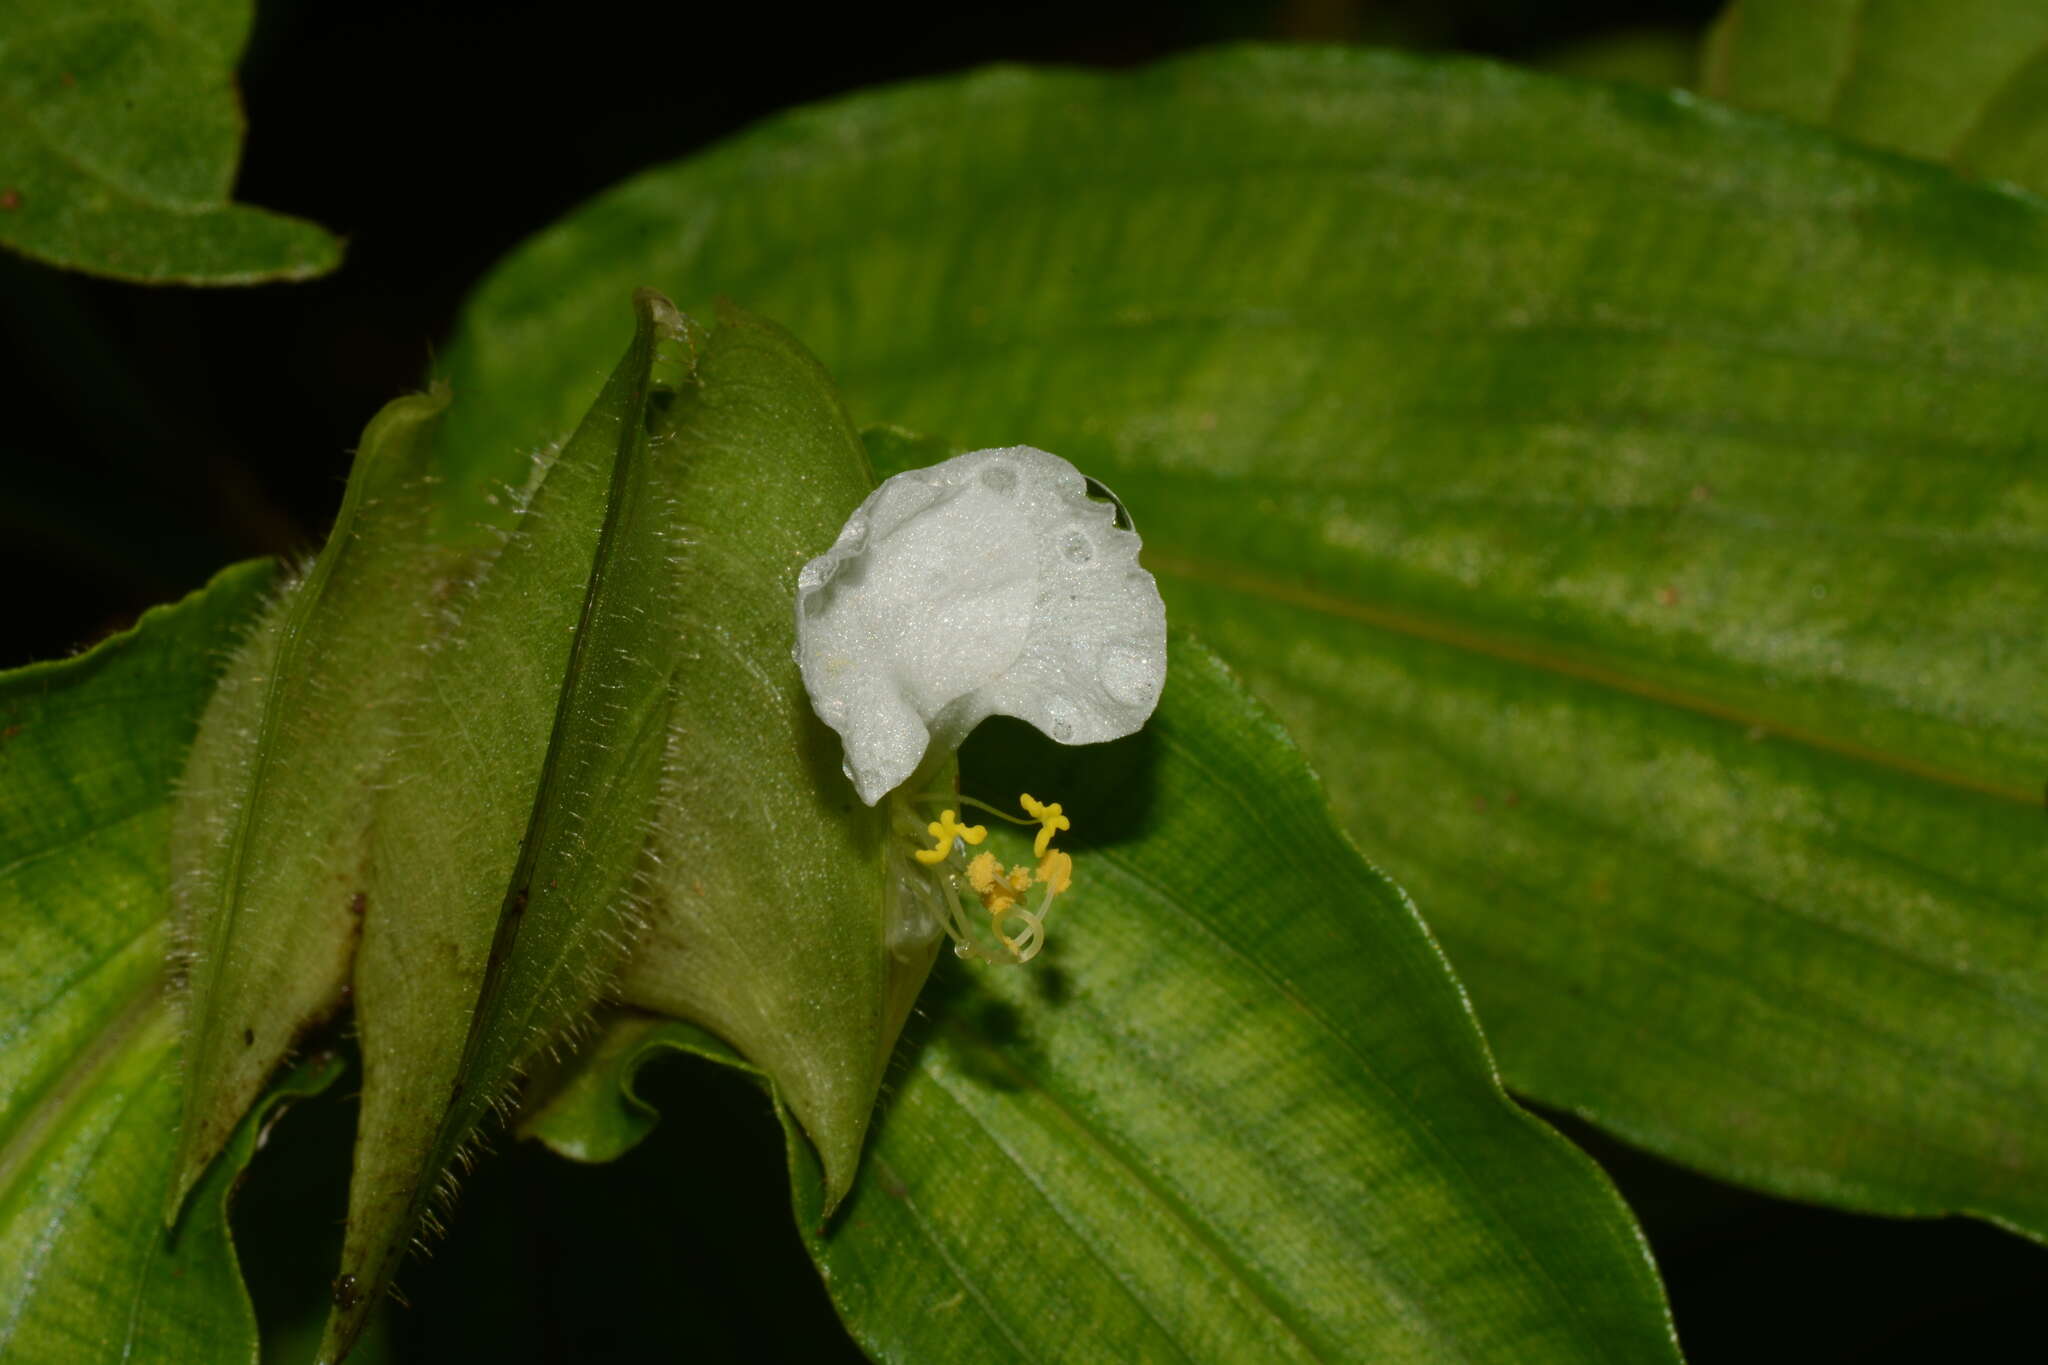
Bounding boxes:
[897,791,1075,964]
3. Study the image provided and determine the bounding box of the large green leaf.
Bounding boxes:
[0,0,340,283]
[1702,0,2048,195]
[438,47,2048,1238]
[530,637,1682,1363]
[0,563,342,1363]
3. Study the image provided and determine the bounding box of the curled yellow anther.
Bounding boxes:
[1037,848,1073,896]
[914,808,987,865]
[967,851,1034,912]
[1019,793,1071,858]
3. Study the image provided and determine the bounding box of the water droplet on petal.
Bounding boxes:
[1099,646,1159,708]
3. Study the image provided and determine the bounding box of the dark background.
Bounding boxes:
[6,1,2043,1359]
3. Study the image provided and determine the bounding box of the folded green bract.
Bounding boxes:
[155,292,948,1362]
[611,307,936,1212]
[169,386,464,1222]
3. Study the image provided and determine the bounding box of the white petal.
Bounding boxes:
[795,446,1167,804]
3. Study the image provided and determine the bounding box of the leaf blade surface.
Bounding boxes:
[1703,0,2048,195]
[0,564,339,1364]
[442,47,2048,1237]
[530,639,1683,1364]
[0,0,339,282]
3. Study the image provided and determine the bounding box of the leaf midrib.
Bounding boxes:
[1944,24,2048,164]
[1274,657,2048,1009]
[1086,848,1582,1364]
[1146,549,2037,807]
[853,1150,1035,1363]
[0,89,230,217]
[0,966,165,1208]
[0,1003,173,1359]
[923,1016,1333,1364]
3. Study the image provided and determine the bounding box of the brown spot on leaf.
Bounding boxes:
[243,1027,255,1047]
[0,189,19,212]
[1657,585,1679,606]
[331,1273,362,1310]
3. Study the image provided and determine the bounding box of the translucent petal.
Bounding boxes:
[796,446,1167,804]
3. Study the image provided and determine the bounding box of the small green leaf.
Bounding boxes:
[1703,0,2048,194]
[0,563,340,1364]
[168,385,458,1217]
[320,289,690,1363]
[612,305,919,1211]
[517,1012,678,1164]
[530,638,1683,1363]
[437,47,2048,1239]
[0,0,341,283]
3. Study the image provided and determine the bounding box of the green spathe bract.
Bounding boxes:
[320,289,691,1363]
[615,305,920,1214]
[168,385,458,1222]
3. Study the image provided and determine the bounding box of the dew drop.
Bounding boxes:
[1098,646,1158,708]
[1061,529,1093,564]
[980,463,1017,493]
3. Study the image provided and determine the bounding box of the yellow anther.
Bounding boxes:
[1037,848,1073,896]
[1019,793,1071,858]
[967,851,1033,912]
[914,809,986,865]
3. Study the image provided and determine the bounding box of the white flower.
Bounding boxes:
[795,446,1167,806]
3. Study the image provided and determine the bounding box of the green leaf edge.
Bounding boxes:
[0,556,335,1364]
[0,0,343,286]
